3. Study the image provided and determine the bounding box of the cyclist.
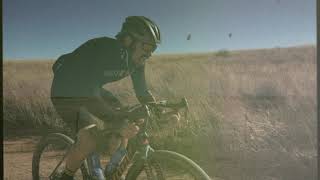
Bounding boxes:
[50,16,176,180]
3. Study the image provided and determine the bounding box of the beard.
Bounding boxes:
[128,43,149,67]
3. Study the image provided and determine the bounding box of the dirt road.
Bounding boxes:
[5,136,314,180]
[4,137,220,180]
[4,137,39,180]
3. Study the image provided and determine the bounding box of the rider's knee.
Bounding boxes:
[76,125,98,154]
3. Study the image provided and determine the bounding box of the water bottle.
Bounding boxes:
[87,152,105,180]
[104,146,127,176]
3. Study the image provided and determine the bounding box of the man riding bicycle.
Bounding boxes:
[50,16,178,180]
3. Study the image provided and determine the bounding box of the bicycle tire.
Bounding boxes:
[125,150,211,180]
[32,133,90,180]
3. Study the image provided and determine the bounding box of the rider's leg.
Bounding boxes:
[59,126,98,180]
[65,126,97,173]
[50,99,98,179]
[60,105,110,179]
[52,94,123,179]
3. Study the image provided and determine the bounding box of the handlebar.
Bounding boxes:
[145,97,190,123]
[124,97,189,124]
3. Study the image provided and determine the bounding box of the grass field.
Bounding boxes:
[3,45,317,180]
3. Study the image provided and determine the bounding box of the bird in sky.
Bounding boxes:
[187,33,191,40]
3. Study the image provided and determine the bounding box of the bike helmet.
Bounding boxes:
[119,16,161,46]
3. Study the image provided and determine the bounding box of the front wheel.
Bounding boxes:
[125,150,211,180]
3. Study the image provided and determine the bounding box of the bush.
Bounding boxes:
[215,49,230,57]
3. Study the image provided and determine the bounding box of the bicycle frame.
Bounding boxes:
[104,98,189,179]
[48,98,189,180]
[104,108,155,180]
[47,123,151,180]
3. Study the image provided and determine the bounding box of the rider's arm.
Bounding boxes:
[130,65,156,104]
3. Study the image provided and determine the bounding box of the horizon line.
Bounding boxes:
[4,43,316,61]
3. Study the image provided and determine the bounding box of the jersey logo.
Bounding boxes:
[103,70,129,78]
[120,48,127,60]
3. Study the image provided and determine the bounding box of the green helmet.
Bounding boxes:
[120,16,161,45]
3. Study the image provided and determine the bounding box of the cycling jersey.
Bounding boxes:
[51,37,154,103]
[50,37,155,129]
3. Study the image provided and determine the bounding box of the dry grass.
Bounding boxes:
[3,45,317,180]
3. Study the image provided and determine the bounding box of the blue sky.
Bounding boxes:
[3,0,316,59]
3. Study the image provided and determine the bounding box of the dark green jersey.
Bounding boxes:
[51,37,154,104]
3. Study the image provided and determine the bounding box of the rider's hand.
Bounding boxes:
[120,119,144,139]
[160,111,181,128]
[168,112,181,127]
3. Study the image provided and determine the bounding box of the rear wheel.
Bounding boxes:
[125,150,211,180]
[32,133,89,180]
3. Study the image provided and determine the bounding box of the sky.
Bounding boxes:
[3,0,316,59]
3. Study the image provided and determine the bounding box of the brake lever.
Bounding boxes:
[147,98,189,120]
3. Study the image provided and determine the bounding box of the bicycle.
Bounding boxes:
[32,97,211,180]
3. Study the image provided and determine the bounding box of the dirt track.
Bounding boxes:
[4,136,316,180]
[4,137,39,180]
[4,137,220,180]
